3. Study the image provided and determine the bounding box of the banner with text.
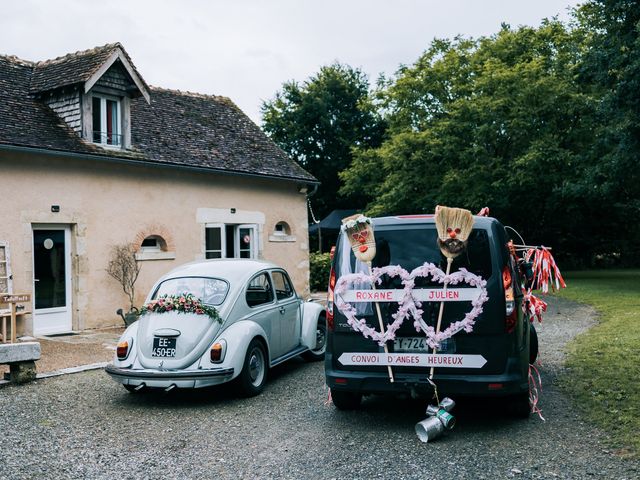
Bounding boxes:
[338,352,487,369]
[339,288,481,303]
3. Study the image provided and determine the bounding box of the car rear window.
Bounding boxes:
[338,226,493,281]
[153,276,229,306]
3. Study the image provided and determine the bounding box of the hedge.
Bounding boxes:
[310,252,331,292]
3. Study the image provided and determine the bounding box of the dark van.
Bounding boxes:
[325,214,536,415]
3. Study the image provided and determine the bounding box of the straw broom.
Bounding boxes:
[430,206,474,379]
[342,214,394,383]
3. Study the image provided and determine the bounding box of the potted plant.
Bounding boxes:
[107,243,141,326]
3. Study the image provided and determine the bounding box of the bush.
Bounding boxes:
[310,252,331,292]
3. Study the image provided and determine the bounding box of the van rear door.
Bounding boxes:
[329,221,511,376]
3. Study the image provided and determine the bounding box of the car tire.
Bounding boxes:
[506,393,531,418]
[331,389,362,410]
[237,339,268,397]
[529,324,539,364]
[302,317,326,362]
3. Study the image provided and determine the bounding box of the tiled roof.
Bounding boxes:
[131,88,315,180]
[0,46,316,183]
[0,55,91,153]
[30,43,117,93]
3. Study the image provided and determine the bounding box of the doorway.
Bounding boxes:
[32,226,72,335]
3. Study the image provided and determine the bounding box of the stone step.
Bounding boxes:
[0,342,41,363]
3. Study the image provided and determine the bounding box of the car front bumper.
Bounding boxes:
[105,364,235,389]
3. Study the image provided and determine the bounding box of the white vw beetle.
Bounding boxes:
[106,259,326,396]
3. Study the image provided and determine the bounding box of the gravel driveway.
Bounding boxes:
[1,297,638,480]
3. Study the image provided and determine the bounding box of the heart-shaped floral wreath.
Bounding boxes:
[334,263,489,349]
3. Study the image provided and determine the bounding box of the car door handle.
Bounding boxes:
[279,307,286,315]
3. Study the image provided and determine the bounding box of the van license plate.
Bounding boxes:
[394,337,428,352]
[152,337,176,357]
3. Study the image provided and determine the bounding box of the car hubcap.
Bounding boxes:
[314,327,326,353]
[249,348,264,386]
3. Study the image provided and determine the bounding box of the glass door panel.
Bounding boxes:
[33,230,66,309]
[238,225,255,259]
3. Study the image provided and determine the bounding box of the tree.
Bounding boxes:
[106,243,141,312]
[341,22,603,266]
[261,63,385,217]
[571,0,640,264]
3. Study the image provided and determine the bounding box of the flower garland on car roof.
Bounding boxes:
[140,293,221,323]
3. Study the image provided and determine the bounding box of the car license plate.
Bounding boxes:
[394,337,428,352]
[152,337,177,357]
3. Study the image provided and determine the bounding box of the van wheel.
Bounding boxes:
[237,339,268,397]
[331,389,362,410]
[302,318,326,362]
[529,324,539,364]
[507,393,531,418]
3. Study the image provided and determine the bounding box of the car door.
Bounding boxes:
[270,270,301,355]
[245,272,283,359]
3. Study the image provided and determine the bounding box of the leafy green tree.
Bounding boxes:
[571,0,640,264]
[341,22,604,265]
[261,63,385,217]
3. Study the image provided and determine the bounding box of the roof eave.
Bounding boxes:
[0,143,319,185]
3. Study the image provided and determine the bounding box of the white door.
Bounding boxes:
[33,226,72,335]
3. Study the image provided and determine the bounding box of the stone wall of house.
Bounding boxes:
[0,151,311,334]
[44,90,81,134]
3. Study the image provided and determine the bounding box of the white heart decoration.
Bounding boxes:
[334,262,489,349]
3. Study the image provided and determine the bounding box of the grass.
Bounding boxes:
[553,269,640,457]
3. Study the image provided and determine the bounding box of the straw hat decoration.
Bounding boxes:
[342,214,377,263]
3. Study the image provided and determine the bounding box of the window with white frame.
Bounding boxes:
[92,95,121,147]
[205,224,257,259]
[0,242,12,294]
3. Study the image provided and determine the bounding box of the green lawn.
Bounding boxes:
[553,270,640,457]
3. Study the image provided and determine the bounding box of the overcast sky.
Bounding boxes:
[2,0,581,124]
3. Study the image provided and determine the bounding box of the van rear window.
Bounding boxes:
[339,226,493,279]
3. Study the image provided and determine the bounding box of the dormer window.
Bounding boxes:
[92,95,121,147]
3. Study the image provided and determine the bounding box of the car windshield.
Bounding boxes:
[153,277,229,306]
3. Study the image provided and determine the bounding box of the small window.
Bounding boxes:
[92,95,121,147]
[272,271,294,300]
[274,221,290,236]
[245,273,274,307]
[140,235,166,252]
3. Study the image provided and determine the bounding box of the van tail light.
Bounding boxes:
[117,340,130,360]
[327,265,336,331]
[503,265,517,333]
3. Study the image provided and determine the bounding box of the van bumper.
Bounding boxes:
[325,356,529,397]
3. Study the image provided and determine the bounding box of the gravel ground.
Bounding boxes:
[0,296,638,480]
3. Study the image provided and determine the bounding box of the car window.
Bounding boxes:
[246,272,275,307]
[338,226,493,284]
[154,277,229,306]
[272,271,294,300]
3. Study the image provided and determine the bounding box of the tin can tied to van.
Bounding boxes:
[415,397,456,443]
